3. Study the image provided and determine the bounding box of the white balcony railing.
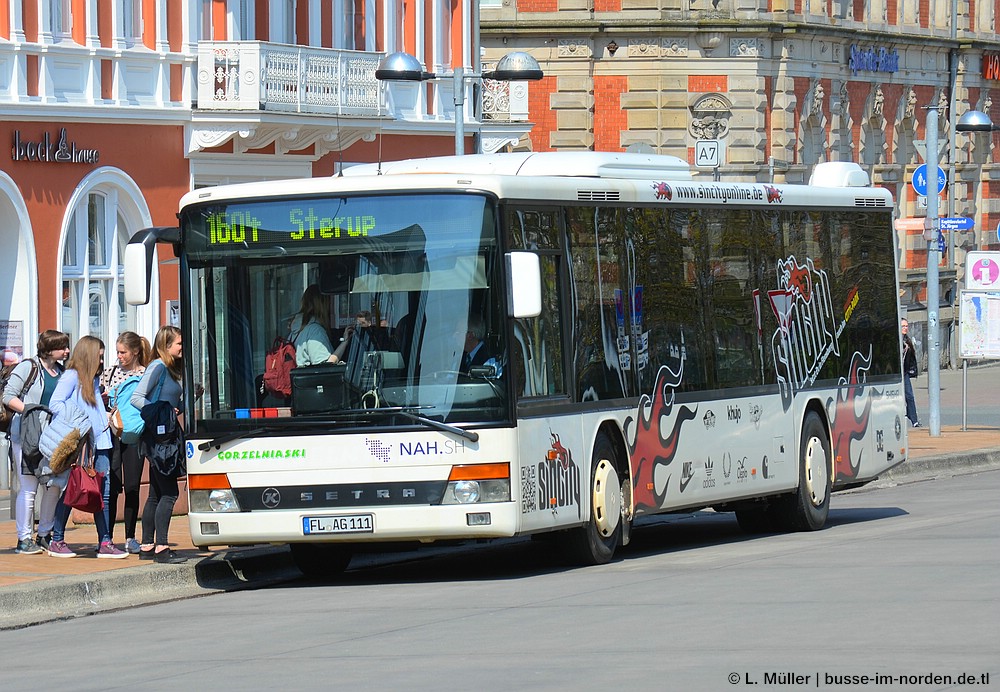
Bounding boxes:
[196,41,384,117]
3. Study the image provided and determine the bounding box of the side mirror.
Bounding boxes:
[505,251,542,318]
[125,227,179,305]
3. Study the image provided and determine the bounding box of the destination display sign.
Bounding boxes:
[206,208,376,246]
[185,193,488,257]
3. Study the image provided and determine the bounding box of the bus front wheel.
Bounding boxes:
[290,543,353,579]
[771,412,831,531]
[564,433,624,566]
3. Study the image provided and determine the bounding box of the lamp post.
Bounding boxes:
[924,105,943,437]
[376,51,543,156]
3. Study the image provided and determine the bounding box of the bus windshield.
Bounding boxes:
[183,192,508,434]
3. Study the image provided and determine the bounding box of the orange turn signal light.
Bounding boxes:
[188,473,232,490]
[448,463,510,481]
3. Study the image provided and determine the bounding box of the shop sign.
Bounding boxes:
[11,128,100,164]
[849,45,900,75]
[985,52,1000,80]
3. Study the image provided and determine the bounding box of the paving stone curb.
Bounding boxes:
[0,545,297,630]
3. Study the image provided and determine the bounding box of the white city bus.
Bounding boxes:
[126,152,907,576]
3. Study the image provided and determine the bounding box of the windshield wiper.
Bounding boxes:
[197,406,479,451]
[197,420,343,451]
[395,409,479,443]
[198,426,275,452]
[358,405,479,443]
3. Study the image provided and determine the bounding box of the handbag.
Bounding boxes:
[63,443,104,513]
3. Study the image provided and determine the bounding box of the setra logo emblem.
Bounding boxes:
[261,488,281,509]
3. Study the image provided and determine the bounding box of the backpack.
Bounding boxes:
[262,336,296,399]
[139,399,185,479]
[20,403,52,475]
[109,375,145,444]
[0,359,39,434]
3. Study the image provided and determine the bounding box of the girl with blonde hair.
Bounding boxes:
[47,336,127,558]
[131,325,186,563]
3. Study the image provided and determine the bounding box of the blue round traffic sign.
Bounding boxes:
[912,163,947,197]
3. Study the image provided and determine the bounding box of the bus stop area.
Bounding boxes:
[1,365,999,629]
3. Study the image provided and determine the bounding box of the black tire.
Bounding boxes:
[290,543,353,579]
[771,412,832,531]
[564,432,625,566]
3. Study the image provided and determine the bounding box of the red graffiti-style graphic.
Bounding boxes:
[784,261,813,303]
[829,350,873,481]
[627,366,697,512]
[547,433,571,469]
[651,181,672,200]
[763,184,783,203]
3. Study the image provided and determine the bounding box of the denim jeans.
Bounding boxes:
[13,440,59,541]
[904,373,918,425]
[52,448,113,544]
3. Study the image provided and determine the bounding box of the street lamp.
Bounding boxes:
[376,51,543,156]
[956,109,999,133]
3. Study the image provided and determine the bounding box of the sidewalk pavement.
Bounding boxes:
[2,424,999,630]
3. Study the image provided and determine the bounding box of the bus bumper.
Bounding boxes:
[187,503,520,547]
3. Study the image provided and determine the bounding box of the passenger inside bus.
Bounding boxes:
[289,284,339,366]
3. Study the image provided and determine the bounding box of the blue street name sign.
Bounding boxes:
[939,217,975,231]
[911,163,947,197]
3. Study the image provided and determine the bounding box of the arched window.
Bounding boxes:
[61,190,135,347]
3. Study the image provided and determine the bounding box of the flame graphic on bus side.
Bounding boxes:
[626,362,697,513]
[829,349,873,481]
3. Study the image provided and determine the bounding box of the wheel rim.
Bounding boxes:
[802,435,828,507]
[593,458,622,538]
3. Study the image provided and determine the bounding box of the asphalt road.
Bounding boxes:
[2,469,996,691]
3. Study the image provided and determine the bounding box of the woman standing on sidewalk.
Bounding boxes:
[131,325,187,565]
[100,331,150,554]
[902,319,922,428]
[47,336,127,558]
[4,330,70,554]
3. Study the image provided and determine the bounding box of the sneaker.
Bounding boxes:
[912,421,922,428]
[47,540,78,558]
[15,538,43,555]
[153,549,187,565]
[97,541,128,559]
[124,538,141,554]
[138,548,155,560]
[35,534,52,552]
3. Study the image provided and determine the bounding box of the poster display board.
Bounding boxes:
[0,320,24,365]
[959,290,1000,359]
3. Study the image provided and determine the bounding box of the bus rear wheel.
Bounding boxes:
[290,543,353,579]
[564,433,625,566]
[771,412,831,531]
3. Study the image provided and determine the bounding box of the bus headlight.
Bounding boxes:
[453,480,480,503]
[190,489,241,512]
[442,463,511,504]
[442,479,510,504]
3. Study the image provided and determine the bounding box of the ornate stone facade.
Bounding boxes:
[481,3,1000,366]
